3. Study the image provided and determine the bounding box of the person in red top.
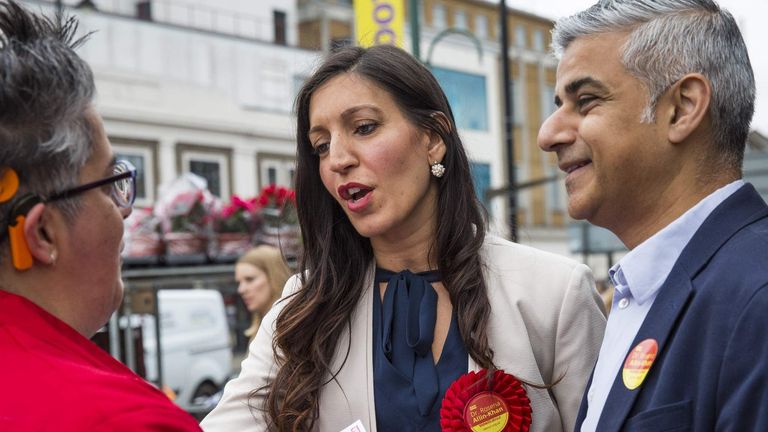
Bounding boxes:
[0,2,201,430]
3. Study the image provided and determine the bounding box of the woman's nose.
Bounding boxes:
[328,135,358,173]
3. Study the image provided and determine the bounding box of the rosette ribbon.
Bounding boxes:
[440,368,532,432]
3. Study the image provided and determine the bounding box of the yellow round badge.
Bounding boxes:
[622,338,658,390]
[463,392,510,432]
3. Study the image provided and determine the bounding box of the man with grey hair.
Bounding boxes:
[0,1,200,430]
[538,0,767,430]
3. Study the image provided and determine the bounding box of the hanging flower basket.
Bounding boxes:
[125,232,163,260]
[163,231,208,265]
[253,184,301,265]
[213,231,253,262]
[210,194,261,262]
[256,184,297,229]
[123,207,163,266]
[154,174,216,265]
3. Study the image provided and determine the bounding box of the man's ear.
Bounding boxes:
[22,203,56,266]
[666,73,711,144]
[426,112,450,163]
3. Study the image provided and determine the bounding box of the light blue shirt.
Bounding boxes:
[581,180,744,432]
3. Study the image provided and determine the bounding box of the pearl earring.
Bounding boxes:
[430,161,445,178]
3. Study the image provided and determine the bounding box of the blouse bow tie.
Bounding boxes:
[376,268,443,416]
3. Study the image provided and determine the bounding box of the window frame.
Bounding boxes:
[432,4,447,29]
[474,13,488,40]
[176,143,233,199]
[273,9,287,45]
[256,152,296,190]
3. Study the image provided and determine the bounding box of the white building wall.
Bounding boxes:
[25,1,319,204]
[34,0,298,45]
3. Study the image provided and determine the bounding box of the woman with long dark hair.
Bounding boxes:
[202,45,605,432]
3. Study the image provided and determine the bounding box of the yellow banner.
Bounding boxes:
[354,0,405,48]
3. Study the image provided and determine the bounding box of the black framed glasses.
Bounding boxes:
[46,160,137,208]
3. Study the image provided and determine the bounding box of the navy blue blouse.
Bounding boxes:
[372,268,468,431]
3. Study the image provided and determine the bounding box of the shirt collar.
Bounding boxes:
[609,180,745,304]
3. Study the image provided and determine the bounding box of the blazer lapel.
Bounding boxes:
[319,263,377,432]
[596,183,768,431]
[595,271,693,431]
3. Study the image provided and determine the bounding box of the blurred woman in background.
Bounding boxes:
[235,245,291,340]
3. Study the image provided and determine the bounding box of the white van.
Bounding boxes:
[141,289,233,412]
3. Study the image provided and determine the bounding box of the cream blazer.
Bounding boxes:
[201,234,606,431]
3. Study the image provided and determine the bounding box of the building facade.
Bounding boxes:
[27,0,314,207]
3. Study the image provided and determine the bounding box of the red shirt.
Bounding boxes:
[0,290,202,431]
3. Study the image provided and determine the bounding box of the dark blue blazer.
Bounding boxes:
[575,183,768,432]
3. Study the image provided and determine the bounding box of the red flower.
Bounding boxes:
[440,369,531,432]
[231,194,256,212]
[255,184,298,226]
[258,194,269,206]
[215,194,261,234]
[221,204,237,218]
[276,186,289,206]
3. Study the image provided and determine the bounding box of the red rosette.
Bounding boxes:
[440,369,532,432]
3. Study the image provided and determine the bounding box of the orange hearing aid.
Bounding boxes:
[1,168,40,271]
[8,194,41,271]
[0,167,19,203]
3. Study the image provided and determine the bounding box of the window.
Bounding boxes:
[136,0,151,21]
[432,4,446,29]
[514,24,526,48]
[546,165,565,212]
[514,162,527,225]
[293,74,308,100]
[474,14,488,39]
[511,79,524,126]
[190,160,223,196]
[470,161,491,209]
[454,10,467,30]
[541,84,556,122]
[112,139,157,207]
[533,29,545,52]
[431,67,488,131]
[257,153,296,189]
[273,10,286,45]
[177,144,232,199]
